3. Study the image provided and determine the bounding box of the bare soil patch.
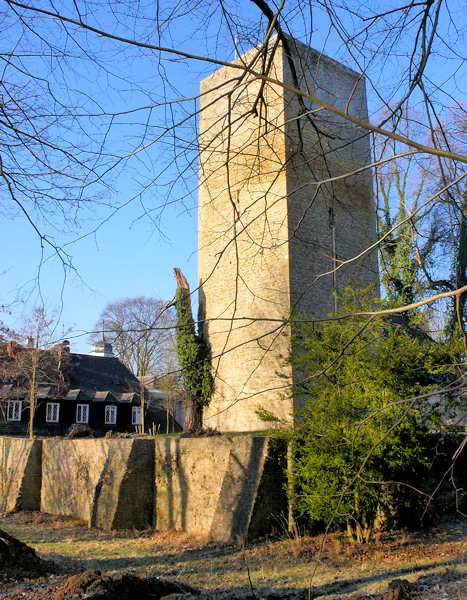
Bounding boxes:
[0,527,58,582]
[0,512,464,599]
[44,570,196,600]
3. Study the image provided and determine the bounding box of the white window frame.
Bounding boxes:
[132,406,142,426]
[76,404,89,424]
[105,405,117,425]
[7,400,22,421]
[46,402,60,423]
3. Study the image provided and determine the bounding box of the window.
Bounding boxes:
[46,402,60,423]
[76,404,89,424]
[105,405,117,425]
[132,406,142,425]
[7,401,22,421]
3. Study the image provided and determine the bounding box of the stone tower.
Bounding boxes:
[198,38,379,432]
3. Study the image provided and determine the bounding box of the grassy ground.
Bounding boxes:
[0,511,465,598]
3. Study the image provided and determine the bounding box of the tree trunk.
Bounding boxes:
[183,397,203,432]
[287,444,298,536]
[28,359,37,440]
[28,389,35,439]
[140,381,145,434]
[456,208,467,327]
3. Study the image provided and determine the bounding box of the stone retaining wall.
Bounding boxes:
[41,438,154,530]
[0,435,286,542]
[154,436,284,542]
[0,437,42,512]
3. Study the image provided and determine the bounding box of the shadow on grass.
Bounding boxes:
[305,559,464,598]
[49,553,464,599]
[46,542,243,574]
[45,553,158,573]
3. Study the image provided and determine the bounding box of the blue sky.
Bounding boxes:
[1,0,465,353]
[0,0,328,351]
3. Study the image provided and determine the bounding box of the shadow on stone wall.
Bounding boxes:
[156,437,188,530]
[248,439,287,539]
[41,439,154,530]
[112,439,154,530]
[210,436,269,542]
[0,438,41,512]
[154,435,285,543]
[1,435,286,541]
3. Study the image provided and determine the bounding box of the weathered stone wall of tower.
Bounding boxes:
[198,46,293,431]
[198,39,379,432]
[283,41,379,321]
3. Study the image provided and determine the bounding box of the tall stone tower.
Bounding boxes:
[198,37,379,432]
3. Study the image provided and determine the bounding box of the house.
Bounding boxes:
[139,375,186,432]
[0,335,175,436]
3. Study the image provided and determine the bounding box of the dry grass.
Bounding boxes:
[0,511,465,598]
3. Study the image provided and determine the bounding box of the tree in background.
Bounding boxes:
[95,297,177,378]
[279,288,463,542]
[158,372,185,434]
[374,106,466,337]
[2,308,64,438]
[174,269,213,431]
[94,296,177,432]
[1,1,465,319]
[0,0,465,444]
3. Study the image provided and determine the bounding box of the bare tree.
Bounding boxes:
[374,105,466,336]
[0,0,465,493]
[0,1,463,435]
[95,297,177,378]
[2,308,62,438]
[94,296,178,432]
[0,1,463,426]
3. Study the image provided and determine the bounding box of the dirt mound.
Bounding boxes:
[385,579,417,600]
[46,571,197,600]
[336,578,418,600]
[0,529,57,582]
